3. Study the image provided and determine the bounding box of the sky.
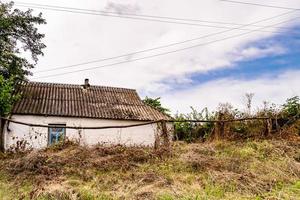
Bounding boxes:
[5,0,300,114]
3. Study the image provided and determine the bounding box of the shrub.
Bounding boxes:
[174,107,215,142]
[282,96,300,118]
[173,96,300,141]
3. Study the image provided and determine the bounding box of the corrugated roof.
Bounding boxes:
[12,82,171,121]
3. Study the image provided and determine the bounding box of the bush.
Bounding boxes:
[282,96,300,118]
[173,96,300,141]
[174,107,215,142]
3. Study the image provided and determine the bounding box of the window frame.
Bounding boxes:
[48,124,66,145]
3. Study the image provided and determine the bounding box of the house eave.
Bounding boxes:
[10,113,165,122]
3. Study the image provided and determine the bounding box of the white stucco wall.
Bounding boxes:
[3,115,172,151]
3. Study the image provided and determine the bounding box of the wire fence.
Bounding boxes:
[0,116,270,130]
[0,117,161,130]
[0,116,298,152]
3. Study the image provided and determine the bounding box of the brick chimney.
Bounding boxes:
[83,78,90,89]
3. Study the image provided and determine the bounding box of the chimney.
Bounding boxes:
[83,78,90,89]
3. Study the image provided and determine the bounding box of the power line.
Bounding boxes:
[35,11,297,74]
[33,16,296,80]
[14,4,237,29]
[14,2,297,34]
[14,1,294,30]
[219,0,300,11]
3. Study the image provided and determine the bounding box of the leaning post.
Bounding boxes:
[215,112,225,139]
[161,120,170,149]
[266,118,272,137]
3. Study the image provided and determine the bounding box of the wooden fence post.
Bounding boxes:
[265,118,272,137]
[161,120,170,149]
[220,121,225,138]
[215,112,225,139]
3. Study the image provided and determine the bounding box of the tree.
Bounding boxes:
[0,1,46,80]
[0,75,18,116]
[142,97,170,115]
[0,1,46,117]
[282,96,300,118]
[245,93,254,116]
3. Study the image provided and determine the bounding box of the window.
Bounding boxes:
[48,124,66,145]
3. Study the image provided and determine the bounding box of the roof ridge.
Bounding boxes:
[18,98,145,105]
[26,81,136,91]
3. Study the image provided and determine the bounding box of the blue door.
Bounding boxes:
[49,125,66,145]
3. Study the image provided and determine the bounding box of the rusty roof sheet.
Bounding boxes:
[12,82,171,121]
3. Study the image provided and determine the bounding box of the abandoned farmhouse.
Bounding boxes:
[0,79,171,151]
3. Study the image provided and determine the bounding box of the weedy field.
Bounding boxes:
[0,138,299,200]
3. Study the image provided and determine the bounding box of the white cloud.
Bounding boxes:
[230,45,287,62]
[105,1,140,14]
[161,70,300,114]
[20,0,298,87]
[3,0,300,110]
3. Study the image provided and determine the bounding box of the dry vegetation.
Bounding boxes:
[0,137,300,200]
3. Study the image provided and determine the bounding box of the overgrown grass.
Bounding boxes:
[0,139,299,199]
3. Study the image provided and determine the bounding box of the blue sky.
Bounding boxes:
[165,25,300,92]
[160,25,300,113]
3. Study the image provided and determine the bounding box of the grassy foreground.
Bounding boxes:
[0,139,299,200]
